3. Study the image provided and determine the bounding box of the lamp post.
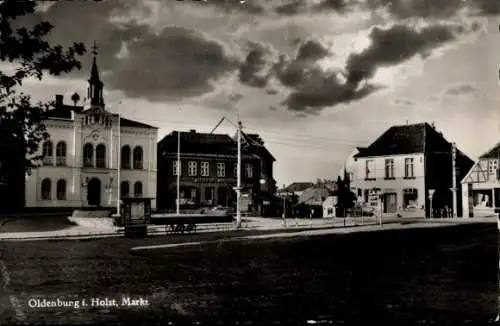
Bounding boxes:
[259,178,266,217]
[281,183,287,227]
[428,189,436,219]
[176,129,181,215]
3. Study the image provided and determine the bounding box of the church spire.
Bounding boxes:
[87,41,104,107]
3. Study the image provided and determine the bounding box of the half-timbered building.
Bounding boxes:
[461,143,500,217]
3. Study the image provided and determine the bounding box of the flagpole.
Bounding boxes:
[176,129,181,215]
[116,113,121,215]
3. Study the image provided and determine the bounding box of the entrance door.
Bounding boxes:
[217,187,227,207]
[384,193,397,213]
[87,178,101,206]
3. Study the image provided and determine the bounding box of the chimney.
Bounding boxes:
[55,94,63,108]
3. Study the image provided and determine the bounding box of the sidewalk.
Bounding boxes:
[0,216,495,241]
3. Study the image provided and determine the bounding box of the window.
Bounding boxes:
[365,160,374,179]
[188,161,197,176]
[384,159,395,179]
[363,189,369,202]
[233,163,238,177]
[201,162,209,177]
[134,181,143,197]
[404,158,414,178]
[133,146,143,169]
[96,144,106,168]
[56,179,66,200]
[83,143,93,167]
[55,141,66,166]
[217,163,225,177]
[120,181,130,198]
[403,188,418,209]
[489,160,498,176]
[173,160,180,176]
[41,178,51,200]
[245,163,253,178]
[121,145,131,169]
[42,141,53,165]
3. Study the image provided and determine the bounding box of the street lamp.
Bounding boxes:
[259,179,266,217]
[428,189,436,219]
[281,183,287,227]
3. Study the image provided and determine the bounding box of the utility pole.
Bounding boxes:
[176,130,181,215]
[282,184,287,227]
[451,142,458,218]
[116,114,121,216]
[235,121,242,228]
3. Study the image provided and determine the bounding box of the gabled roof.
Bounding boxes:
[354,122,451,158]
[286,182,314,192]
[298,186,334,204]
[479,142,500,159]
[158,130,271,158]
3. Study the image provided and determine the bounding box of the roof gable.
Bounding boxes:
[355,123,453,158]
[479,142,500,159]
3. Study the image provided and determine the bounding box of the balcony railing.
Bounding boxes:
[83,158,93,167]
[43,157,53,166]
[96,158,106,168]
[56,156,66,166]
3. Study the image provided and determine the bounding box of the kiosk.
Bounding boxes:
[122,197,152,237]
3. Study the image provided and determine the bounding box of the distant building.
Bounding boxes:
[156,130,276,213]
[352,122,474,217]
[322,196,337,218]
[461,143,500,217]
[25,48,158,209]
[285,182,314,197]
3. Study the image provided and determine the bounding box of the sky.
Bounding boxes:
[4,0,500,186]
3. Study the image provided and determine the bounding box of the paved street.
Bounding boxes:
[0,222,496,324]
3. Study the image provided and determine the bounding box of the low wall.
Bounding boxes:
[68,216,116,229]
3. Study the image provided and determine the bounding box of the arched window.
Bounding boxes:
[134,181,143,197]
[120,181,130,198]
[42,141,53,165]
[133,146,143,169]
[56,179,66,200]
[56,141,66,166]
[121,146,131,169]
[83,143,93,167]
[41,178,51,200]
[96,144,106,168]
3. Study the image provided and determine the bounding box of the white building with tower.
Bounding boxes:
[25,44,158,210]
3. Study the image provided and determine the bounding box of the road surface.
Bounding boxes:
[0,223,496,324]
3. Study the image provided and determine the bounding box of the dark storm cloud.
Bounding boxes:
[365,0,500,18]
[108,27,238,101]
[445,84,480,96]
[276,22,469,112]
[345,24,457,84]
[296,40,330,61]
[14,0,239,102]
[239,42,274,88]
[189,0,264,14]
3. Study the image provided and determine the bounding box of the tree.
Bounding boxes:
[0,1,86,174]
[335,174,356,217]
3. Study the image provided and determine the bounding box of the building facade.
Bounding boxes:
[461,143,500,217]
[25,49,158,210]
[157,130,276,213]
[352,123,474,217]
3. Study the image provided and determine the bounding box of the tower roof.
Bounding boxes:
[88,41,102,85]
